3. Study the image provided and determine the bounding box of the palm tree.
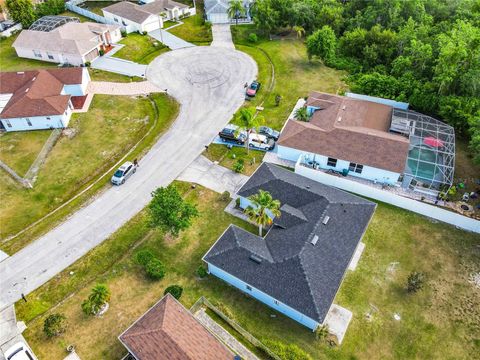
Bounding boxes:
[235,107,264,154]
[82,283,111,315]
[245,190,281,236]
[228,0,246,25]
[293,25,305,39]
[294,106,309,122]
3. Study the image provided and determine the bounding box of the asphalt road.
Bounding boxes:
[0,27,257,310]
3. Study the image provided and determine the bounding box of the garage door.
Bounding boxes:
[143,20,159,32]
[208,13,230,24]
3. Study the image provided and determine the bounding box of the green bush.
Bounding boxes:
[99,49,105,56]
[233,159,244,173]
[142,31,148,35]
[220,191,231,201]
[196,265,208,278]
[135,249,155,266]
[145,258,166,280]
[84,61,91,67]
[81,284,110,316]
[43,313,67,338]
[262,339,312,360]
[407,271,425,293]
[248,33,258,43]
[164,285,183,299]
[235,197,241,207]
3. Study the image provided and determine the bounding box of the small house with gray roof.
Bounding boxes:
[203,163,376,331]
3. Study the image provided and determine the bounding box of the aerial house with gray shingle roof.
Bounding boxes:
[203,163,376,331]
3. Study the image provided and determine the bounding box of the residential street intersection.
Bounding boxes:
[0,25,257,310]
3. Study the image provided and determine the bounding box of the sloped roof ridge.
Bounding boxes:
[297,254,322,319]
[232,226,274,263]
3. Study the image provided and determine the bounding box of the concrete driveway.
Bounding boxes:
[91,56,147,78]
[211,24,235,49]
[0,42,257,309]
[149,29,195,50]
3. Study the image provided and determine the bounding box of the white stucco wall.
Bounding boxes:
[277,145,401,185]
[14,47,86,66]
[1,108,72,132]
[62,68,90,96]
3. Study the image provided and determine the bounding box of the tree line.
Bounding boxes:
[5,0,65,28]
[252,0,480,162]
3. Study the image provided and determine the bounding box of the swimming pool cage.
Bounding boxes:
[391,109,455,191]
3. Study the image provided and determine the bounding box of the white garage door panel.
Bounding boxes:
[143,21,159,32]
[208,13,230,24]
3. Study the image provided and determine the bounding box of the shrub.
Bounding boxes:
[135,249,155,266]
[315,324,329,342]
[248,33,258,43]
[204,21,212,29]
[220,191,231,201]
[275,94,282,106]
[235,197,241,207]
[233,159,244,173]
[99,49,105,56]
[43,313,67,338]
[164,285,183,299]
[196,265,208,278]
[142,30,148,35]
[84,61,91,67]
[262,339,313,360]
[407,271,425,293]
[81,284,110,315]
[145,258,166,280]
[121,29,127,37]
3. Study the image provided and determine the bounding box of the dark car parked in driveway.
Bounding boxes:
[246,81,261,97]
[258,126,280,141]
[219,125,247,144]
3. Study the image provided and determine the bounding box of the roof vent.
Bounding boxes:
[342,105,346,110]
[32,76,36,81]
[322,216,330,225]
[25,88,29,93]
[311,235,319,245]
[17,72,24,75]
[305,185,310,189]
[337,116,342,122]
[249,254,262,264]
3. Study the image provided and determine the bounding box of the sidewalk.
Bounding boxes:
[87,81,163,95]
[148,29,195,50]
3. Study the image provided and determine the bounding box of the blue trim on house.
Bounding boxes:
[345,92,409,110]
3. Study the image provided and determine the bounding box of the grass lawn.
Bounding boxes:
[168,4,212,45]
[0,34,57,72]
[17,183,480,360]
[0,131,52,177]
[80,1,120,15]
[0,94,179,249]
[232,25,347,131]
[203,144,264,176]
[88,68,144,83]
[113,33,169,64]
[59,10,91,22]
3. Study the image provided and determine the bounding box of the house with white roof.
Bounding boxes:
[102,0,194,33]
[12,16,121,66]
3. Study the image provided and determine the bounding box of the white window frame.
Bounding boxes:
[33,50,42,58]
[26,118,32,126]
[246,285,252,291]
[349,162,364,174]
[5,119,12,127]
[327,157,337,167]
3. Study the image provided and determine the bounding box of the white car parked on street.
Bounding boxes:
[4,342,35,360]
[111,161,137,185]
[248,133,275,151]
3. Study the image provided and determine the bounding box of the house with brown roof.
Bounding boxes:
[13,18,121,66]
[0,68,89,132]
[102,0,194,34]
[277,92,411,185]
[118,294,234,360]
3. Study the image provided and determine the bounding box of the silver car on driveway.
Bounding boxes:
[111,161,137,185]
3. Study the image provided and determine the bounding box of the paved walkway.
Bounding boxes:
[91,56,147,78]
[149,29,195,50]
[87,81,162,95]
[177,155,248,194]
[0,32,257,309]
[195,308,258,360]
[211,24,235,49]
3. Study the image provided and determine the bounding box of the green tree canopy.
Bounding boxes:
[6,0,36,28]
[148,184,199,236]
[227,0,246,25]
[306,25,337,63]
[235,106,264,154]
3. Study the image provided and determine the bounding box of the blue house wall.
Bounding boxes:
[206,263,320,330]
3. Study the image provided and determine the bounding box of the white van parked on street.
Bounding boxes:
[248,133,275,151]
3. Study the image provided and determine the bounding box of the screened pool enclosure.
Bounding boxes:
[391,109,455,191]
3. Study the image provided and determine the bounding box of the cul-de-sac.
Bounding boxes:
[0,0,479,359]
